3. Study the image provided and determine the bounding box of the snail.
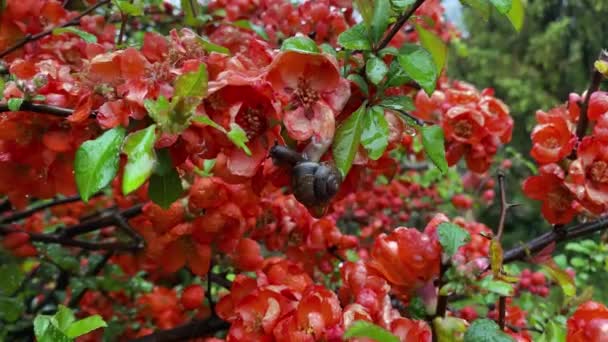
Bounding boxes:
[270,145,343,209]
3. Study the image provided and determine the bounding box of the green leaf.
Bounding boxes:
[433,317,468,342]
[0,296,24,322]
[370,0,391,44]
[332,103,366,177]
[7,97,23,111]
[149,166,183,209]
[280,36,320,54]
[0,78,5,95]
[398,44,438,95]
[390,0,415,10]
[490,239,504,276]
[416,25,447,72]
[196,36,230,55]
[122,125,157,195]
[145,96,172,127]
[232,20,269,40]
[344,321,399,342]
[75,127,126,201]
[459,0,491,20]
[421,125,448,174]
[174,63,208,99]
[479,278,515,296]
[354,0,374,26]
[347,74,369,96]
[361,106,390,160]
[34,315,70,342]
[365,56,388,85]
[537,320,566,342]
[66,315,107,338]
[338,24,372,51]
[541,260,576,298]
[320,43,337,57]
[0,263,24,294]
[180,0,203,26]
[113,0,144,16]
[489,0,512,14]
[378,95,415,112]
[227,123,251,156]
[52,27,98,43]
[385,59,412,87]
[192,114,225,132]
[437,222,471,257]
[55,305,76,332]
[464,319,514,342]
[506,0,524,32]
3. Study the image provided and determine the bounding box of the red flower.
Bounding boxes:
[588,91,608,121]
[565,137,608,212]
[530,107,576,164]
[442,106,486,145]
[368,227,441,293]
[272,285,342,341]
[390,317,432,342]
[568,301,608,342]
[523,164,577,224]
[266,50,350,147]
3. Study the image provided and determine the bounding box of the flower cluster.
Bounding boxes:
[414,81,514,173]
[523,91,608,224]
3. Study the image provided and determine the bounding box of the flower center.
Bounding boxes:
[235,105,267,140]
[294,78,319,108]
[542,137,560,149]
[589,160,608,184]
[453,120,473,139]
[547,188,570,211]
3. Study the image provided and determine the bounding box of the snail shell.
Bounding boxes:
[292,161,342,207]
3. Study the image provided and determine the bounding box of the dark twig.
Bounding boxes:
[60,204,143,238]
[128,315,229,342]
[574,50,608,141]
[435,261,449,318]
[496,172,511,240]
[376,0,427,51]
[504,216,608,263]
[0,194,101,223]
[498,296,507,330]
[68,251,113,307]
[0,102,74,117]
[208,273,233,289]
[0,0,111,59]
[0,205,144,252]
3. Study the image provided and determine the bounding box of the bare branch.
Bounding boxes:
[0,0,111,59]
[376,0,427,51]
[128,315,229,342]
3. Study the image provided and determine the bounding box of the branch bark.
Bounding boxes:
[0,102,75,117]
[0,0,111,59]
[376,0,427,51]
[0,194,101,223]
[128,315,229,342]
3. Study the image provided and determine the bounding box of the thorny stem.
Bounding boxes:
[0,102,75,118]
[498,296,507,331]
[496,171,510,240]
[376,0,427,51]
[0,194,101,223]
[128,315,229,342]
[0,0,112,59]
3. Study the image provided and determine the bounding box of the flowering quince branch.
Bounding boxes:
[376,0,428,51]
[0,0,111,59]
[574,50,608,141]
[0,194,98,223]
[0,101,75,118]
[0,204,143,251]
[503,215,608,263]
[128,315,230,342]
